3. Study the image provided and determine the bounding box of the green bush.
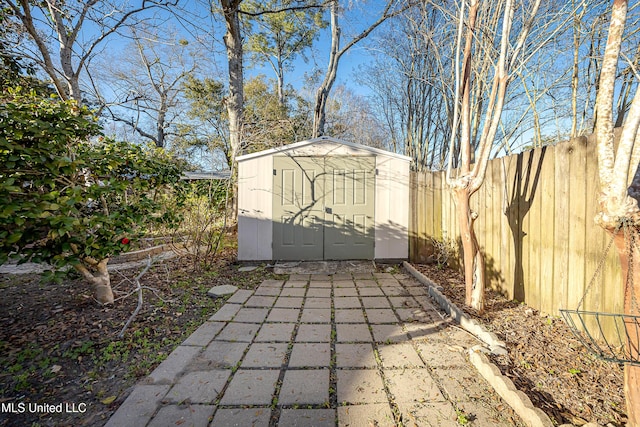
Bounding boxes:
[0,88,185,302]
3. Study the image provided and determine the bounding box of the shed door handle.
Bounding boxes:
[325,207,332,214]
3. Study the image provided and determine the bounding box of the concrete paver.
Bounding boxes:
[395,401,458,427]
[307,287,331,298]
[219,369,279,405]
[226,289,254,304]
[208,303,241,321]
[414,340,469,367]
[279,408,335,427]
[337,403,394,427]
[361,296,391,308]
[377,343,424,368]
[371,324,408,343]
[240,343,288,368]
[336,369,387,404]
[254,322,296,342]
[146,404,215,427]
[304,297,331,308]
[181,322,225,347]
[334,287,358,297]
[309,279,332,288]
[280,287,306,297]
[279,369,330,405]
[254,286,281,296]
[266,308,300,322]
[190,341,248,369]
[354,280,377,287]
[364,308,399,324]
[388,295,421,308]
[300,307,331,323]
[261,279,286,287]
[334,308,366,323]
[163,370,230,403]
[274,296,304,307]
[284,279,308,287]
[333,280,356,288]
[245,295,278,307]
[335,343,376,368]
[381,286,407,296]
[232,307,269,323]
[210,407,271,427]
[288,342,331,367]
[108,268,525,427]
[147,345,202,384]
[384,368,445,402]
[358,286,384,296]
[104,384,170,427]
[395,307,431,322]
[333,296,361,309]
[336,323,372,342]
[433,366,496,402]
[296,323,331,342]
[215,322,260,342]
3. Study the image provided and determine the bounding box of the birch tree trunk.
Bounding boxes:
[593,0,640,423]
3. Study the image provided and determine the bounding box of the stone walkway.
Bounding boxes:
[105,271,522,427]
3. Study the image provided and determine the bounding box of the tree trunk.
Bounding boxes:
[313,0,340,138]
[454,187,485,313]
[613,227,640,427]
[74,259,114,304]
[221,0,244,223]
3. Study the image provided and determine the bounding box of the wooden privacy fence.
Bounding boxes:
[410,135,625,339]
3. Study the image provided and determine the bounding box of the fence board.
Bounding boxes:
[409,137,625,341]
[538,146,555,314]
[567,138,588,311]
[553,142,571,312]
[499,156,519,299]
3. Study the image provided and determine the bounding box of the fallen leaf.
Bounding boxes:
[101,396,117,405]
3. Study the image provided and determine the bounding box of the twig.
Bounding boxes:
[118,256,153,338]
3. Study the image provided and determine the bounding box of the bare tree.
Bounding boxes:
[5,0,174,103]
[446,0,541,314]
[593,0,640,422]
[99,27,197,149]
[359,3,454,169]
[312,0,413,138]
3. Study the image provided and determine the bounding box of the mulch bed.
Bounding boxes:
[0,248,282,427]
[412,263,627,426]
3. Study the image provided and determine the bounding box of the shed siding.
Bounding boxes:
[238,156,273,260]
[375,156,409,259]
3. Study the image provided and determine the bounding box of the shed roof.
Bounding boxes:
[236,136,412,162]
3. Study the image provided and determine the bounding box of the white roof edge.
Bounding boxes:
[236,136,412,162]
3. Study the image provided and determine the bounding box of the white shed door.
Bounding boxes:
[272,156,375,260]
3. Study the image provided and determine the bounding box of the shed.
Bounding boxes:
[237,136,411,261]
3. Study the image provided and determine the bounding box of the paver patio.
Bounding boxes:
[106,270,523,427]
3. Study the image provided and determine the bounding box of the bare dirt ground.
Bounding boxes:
[0,247,285,427]
[412,263,627,427]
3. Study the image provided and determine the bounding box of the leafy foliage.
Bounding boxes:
[0,88,185,276]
